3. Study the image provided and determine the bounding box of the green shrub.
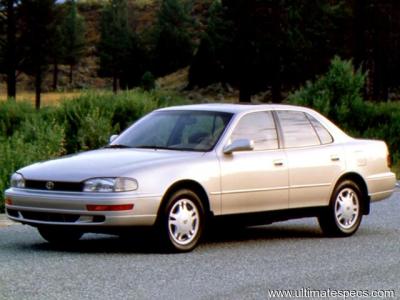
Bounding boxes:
[56,90,180,152]
[111,90,160,131]
[77,107,117,150]
[288,56,365,130]
[0,101,36,137]
[57,92,115,152]
[0,115,65,212]
[358,102,400,157]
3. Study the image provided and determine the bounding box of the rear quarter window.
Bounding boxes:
[307,115,334,144]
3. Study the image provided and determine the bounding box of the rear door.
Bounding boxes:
[275,110,345,208]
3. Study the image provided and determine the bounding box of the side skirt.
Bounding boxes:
[212,206,327,227]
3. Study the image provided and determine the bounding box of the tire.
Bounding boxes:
[318,180,363,237]
[38,226,84,244]
[159,189,205,252]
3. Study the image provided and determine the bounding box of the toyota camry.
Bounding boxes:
[4,104,396,252]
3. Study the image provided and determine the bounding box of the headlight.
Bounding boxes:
[83,177,138,192]
[10,173,25,188]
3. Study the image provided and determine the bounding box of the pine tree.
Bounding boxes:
[153,0,194,76]
[61,0,85,85]
[189,0,235,88]
[352,0,400,101]
[98,0,132,93]
[19,0,57,109]
[49,6,64,91]
[0,0,20,99]
[190,0,350,102]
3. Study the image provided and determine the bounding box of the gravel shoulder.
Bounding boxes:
[0,214,16,227]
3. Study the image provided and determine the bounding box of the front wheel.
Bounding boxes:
[159,189,205,252]
[38,226,84,244]
[318,180,363,237]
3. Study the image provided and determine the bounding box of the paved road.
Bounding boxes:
[0,192,399,300]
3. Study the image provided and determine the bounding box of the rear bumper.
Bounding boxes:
[367,172,397,202]
[4,188,161,227]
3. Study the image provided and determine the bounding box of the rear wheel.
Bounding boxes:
[159,189,205,252]
[319,180,363,237]
[38,226,84,244]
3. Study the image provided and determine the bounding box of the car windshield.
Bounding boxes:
[109,110,233,152]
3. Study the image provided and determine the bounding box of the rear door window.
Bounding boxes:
[276,111,321,148]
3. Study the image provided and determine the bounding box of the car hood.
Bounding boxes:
[19,148,205,182]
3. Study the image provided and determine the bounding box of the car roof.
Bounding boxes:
[158,103,314,114]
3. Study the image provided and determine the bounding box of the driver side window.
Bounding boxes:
[230,111,278,151]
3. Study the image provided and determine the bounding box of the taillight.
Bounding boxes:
[86,204,134,211]
[387,153,392,168]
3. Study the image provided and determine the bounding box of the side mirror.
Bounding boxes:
[109,134,119,143]
[223,139,254,154]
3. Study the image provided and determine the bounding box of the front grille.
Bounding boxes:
[20,211,80,223]
[25,180,83,192]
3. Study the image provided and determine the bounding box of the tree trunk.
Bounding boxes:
[6,0,17,99]
[271,44,282,102]
[364,52,375,101]
[271,2,282,103]
[238,55,252,102]
[353,0,365,69]
[69,64,73,85]
[52,62,59,91]
[35,71,42,110]
[7,68,17,100]
[237,0,252,103]
[239,48,252,103]
[362,2,377,101]
[112,72,118,93]
[271,74,282,102]
[239,83,251,102]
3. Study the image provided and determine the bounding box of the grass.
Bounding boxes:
[0,91,83,107]
[135,0,155,8]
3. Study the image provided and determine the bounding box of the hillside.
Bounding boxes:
[36,0,214,92]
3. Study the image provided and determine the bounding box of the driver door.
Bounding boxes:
[218,111,289,215]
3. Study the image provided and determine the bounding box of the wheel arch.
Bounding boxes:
[157,180,212,220]
[334,172,370,215]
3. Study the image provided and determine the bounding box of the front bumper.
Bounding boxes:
[4,188,161,227]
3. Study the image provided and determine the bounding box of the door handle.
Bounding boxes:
[273,159,284,166]
[331,155,340,162]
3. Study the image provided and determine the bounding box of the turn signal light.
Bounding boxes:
[5,198,12,205]
[86,204,134,211]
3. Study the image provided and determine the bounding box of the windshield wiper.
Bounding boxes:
[134,145,172,150]
[134,145,197,151]
[104,144,131,149]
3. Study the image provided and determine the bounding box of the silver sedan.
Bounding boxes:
[5,104,396,252]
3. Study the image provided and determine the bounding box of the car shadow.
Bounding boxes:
[204,223,323,243]
[25,223,324,254]
[30,230,164,254]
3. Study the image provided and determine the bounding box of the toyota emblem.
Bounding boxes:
[46,181,55,190]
